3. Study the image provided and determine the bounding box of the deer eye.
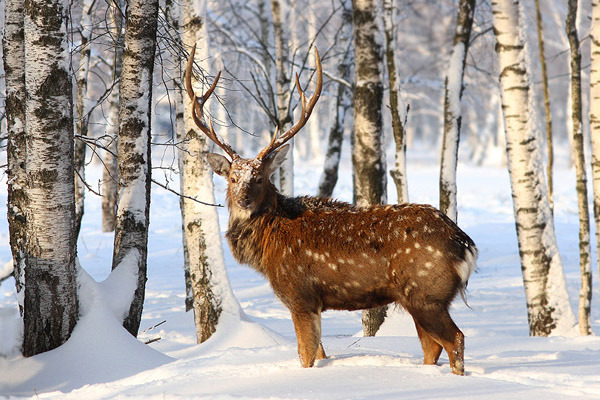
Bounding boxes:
[256,177,263,184]
[230,177,237,183]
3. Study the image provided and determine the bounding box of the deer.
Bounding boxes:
[185,45,477,375]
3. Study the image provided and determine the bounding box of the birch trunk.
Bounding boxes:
[567,0,592,335]
[383,0,409,204]
[22,0,79,355]
[317,7,353,199]
[165,0,192,312]
[439,0,475,222]
[180,0,240,343]
[491,0,576,336]
[591,0,600,305]
[534,0,554,211]
[352,0,387,336]
[112,0,160,337]
[4,0,27,316]
[271,0,294,196]
[308,6,322,159]
[101,0,124,233]
[74,0,95,237]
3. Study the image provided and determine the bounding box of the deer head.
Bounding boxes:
[184,45,322,216]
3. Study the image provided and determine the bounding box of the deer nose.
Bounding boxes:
[237,197,251,209]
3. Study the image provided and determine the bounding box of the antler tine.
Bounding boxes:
[258,48,322,159]
[185,44,238,159]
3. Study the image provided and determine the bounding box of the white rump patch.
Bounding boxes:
[455,246,478,285]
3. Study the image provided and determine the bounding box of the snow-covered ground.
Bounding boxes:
[1,147,600,399]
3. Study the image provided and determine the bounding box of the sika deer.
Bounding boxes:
[185,45,477,375]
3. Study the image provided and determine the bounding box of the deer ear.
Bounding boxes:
[206,153,231,176]
[264,145,289,176]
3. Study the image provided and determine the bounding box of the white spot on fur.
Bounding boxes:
[414,243,421,249]
[424,262,433,269]
[328,263,338,271]
[426,245,434,253]
[405,248,411,254]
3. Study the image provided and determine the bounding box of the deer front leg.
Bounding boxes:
[291,310,322,367]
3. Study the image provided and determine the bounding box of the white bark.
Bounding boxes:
[308,5,322,159]
[352,0,387,336]
[180,0,240,343]
[101,0,124,233]
[491,0,576,336]
[317,6,353,199]
[590,0,600,305]
[74,0,94,236]
[439,0,475,222]
[112,0,160,337]
[4,0,26,316]
[271,0,294,196]
[23,0,79,355]
[383,0,409,204]
[566,0,592,336]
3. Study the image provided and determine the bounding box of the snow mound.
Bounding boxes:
[0,265,173,396]
[170,311,289,359]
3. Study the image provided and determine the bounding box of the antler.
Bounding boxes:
[185,44,238,160]
[257,48,323,160]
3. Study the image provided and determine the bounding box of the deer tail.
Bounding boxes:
[455,245,478,307]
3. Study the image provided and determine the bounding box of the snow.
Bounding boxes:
[1,147,600,399]
[0,260,13,282]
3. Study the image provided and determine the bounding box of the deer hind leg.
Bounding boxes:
[413,318,443,365]
[411,307,465,375]
[316,341,327,360]
[291,310,322,367]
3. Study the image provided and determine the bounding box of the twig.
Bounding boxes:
[144,337,161,345]
[151,179,223,207]
[142,319,166,333]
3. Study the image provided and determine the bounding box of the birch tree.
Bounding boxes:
[439,0,475,222]
[591,0,600,302]
[383,0,409,204]
[22,0,79,355]
[111,0,160,337]
[566,0,592,336]
[491,0,576,336]
[317,6,353,198]
[352,0,387,336]
[178,0,240,343]
[165,0,193,311]
[74,0,95,236]
[101,0,124,233]
[534,0,554,211]
[271,0,294,195]
[4,0,27,316]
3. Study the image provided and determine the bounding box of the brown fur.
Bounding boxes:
[211,152,477,375]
